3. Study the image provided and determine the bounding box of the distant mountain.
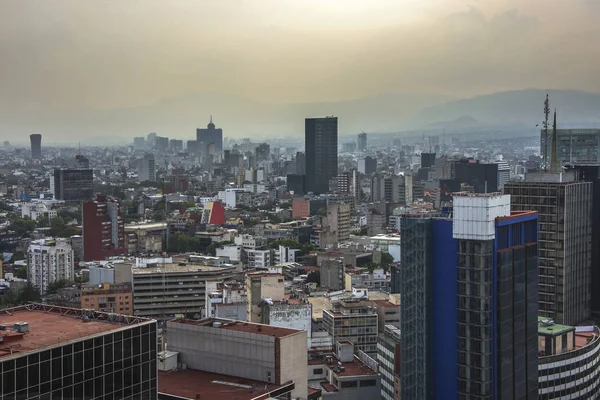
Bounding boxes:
[2,88,600,145]
[426,115,483,130]
[414,89,600,128]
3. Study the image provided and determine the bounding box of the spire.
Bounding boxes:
[208,115,215,129]
[551,108,558,173]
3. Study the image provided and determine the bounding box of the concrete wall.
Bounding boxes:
[215,303,247,321]
[167,321,277,384]
[279,331,308,400]
[266,304,312,346]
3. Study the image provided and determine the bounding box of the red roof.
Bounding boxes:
[159,369,293,400]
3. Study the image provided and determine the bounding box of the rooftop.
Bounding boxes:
[538,317,575,336]
[170,318,301,339]
[158,369,293,400]
[0,304,153,359]
[308,297,332,320]
[132,263,235,274]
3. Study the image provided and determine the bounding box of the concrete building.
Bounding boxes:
[204,281,246,319]
[0,303,157,400]
[320,259,345,290]
[305,116,338,194]
[377,325,401,400]
[537,318,600,399]
[374,297,400,332]
[496,160,511,189]
[165,318,307,400]
[323,297,378,355]
[245,248,272,269]
[138,153,156,182]
[308,341,381,399]
[505,171,593,325]
[124,222,166,254]
[80,282,133,315]
[261,300,312,347]
[357,132,367,152]
[246,272,285,323]
[83,194,126,261]
[326,203,351,244]
[27,238,74,295]
[371,175,412,205]
[196,116,223,155]
[129,263,239,321]
[358,156,377,175]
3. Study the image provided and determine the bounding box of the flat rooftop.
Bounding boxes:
[159,369,293,400]
[0,304,152,359]
[538,317,574,336]
[132,263,234,274]
[170,318,300,339]
[308,297,332,320]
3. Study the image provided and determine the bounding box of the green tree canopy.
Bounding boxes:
[18,282,41,304]
[45,279,73,296]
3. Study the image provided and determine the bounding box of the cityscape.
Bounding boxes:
[2,1,600,400]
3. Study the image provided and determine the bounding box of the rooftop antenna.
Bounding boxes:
[543,94,550,171]
[551,108,558,173]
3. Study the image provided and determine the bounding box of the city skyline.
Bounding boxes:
[1,1,600,142]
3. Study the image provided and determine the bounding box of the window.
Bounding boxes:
[340,381,358,388]
[313,368,323,375]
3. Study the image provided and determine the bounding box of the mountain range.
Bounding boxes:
[2,89,600,145]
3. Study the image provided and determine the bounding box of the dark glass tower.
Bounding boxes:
[305,116,338,194]
[30,134,42,160]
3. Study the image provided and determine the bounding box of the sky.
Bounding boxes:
[0,0,599,141]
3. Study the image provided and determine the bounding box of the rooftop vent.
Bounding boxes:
[13,322,29,333]
[212,322,223,328]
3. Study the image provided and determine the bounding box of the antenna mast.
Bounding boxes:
[543,94,550,171]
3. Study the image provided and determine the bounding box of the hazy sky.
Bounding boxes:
[1,0,599,115]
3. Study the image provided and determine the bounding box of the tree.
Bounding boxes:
[1,289,19,308]
[380,252,395,273]
[14,266,27,280]
[306,271,320,286]
[205,240,234,257]
[45,279,72,296]
[18,282,41,304]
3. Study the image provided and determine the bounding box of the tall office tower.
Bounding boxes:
[358,156,377,175]
[133,136,145,150]
[255,143,270,162]
[400,193,539,400]
[357,131,367,151]
[83,194,126,262]
[75,154,90,169]
[504,171,593,325]
[568,165,600,316]
[371,175,413,205]
[377,325,401,400]
[420,152,436,169]
[454,159,499,193]
[53,168,94,201]
[28,238,74,295]
[305,116,338,194]
[496,160,511,189]
[295,151,306,175]
[541,128,600,165]
[138,153,156,182]
[186,140,198,155]
[146,132,157,148]
[30,133,42,159]
[169,139,183,152]
[155,136,169,152]
[196,116,223,154]
[0,304,157,400]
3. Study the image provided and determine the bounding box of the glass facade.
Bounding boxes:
[305,117,338,195]
[0,322,157,400]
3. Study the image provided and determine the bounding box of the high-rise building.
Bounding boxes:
[133,136,145,150]
[0,304,157,400]
[138,154,156,182]
[358,156,377,175]
[420,152,436,169]
[255,143,270,161]
[400,193,539,399]
[27,238,74,295]
[83,194,126,262]
[186,140,198,155]
[196,116,223,154]
[371,175,413,205]
[326,203,351,244]
[454,159,499,193]
[30,133,42,159]
[377,324,401,400]
[305,116,338,194]
[169,139,183,152]
[295,151,306,175]
[357,132,367,152]
[504,171,593,325]
[53,168,94,201]
[541,128,600,165]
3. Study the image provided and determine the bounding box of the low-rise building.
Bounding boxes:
[165,318,308,400]
[246,272,285,323]
[81,282,133,315]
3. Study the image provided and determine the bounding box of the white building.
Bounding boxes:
[246,249,272,269]
[274,245,300,264]
[496,160,511,190]
[27,238,74,295]
[21,202,58,221]
[137,153,156,182]
[215,244,242,263]
[217,188,245,208]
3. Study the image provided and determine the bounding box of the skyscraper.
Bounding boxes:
[504,171,593,325]
[305,116,338,194]
[82,194,126,261]
[138,153,156,182]
[196,116,223,155]
[400,193,539,399]
[53,168,94,201]
[357,131,367,152]
[541,128,600,165]
[30,133,42,159]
